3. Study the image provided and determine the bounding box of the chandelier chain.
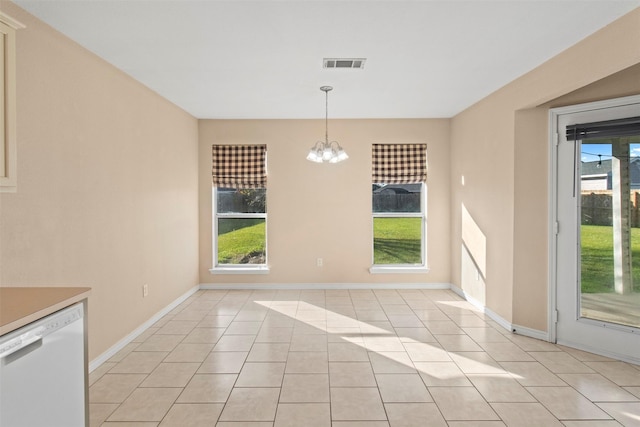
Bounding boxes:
[325,89,329,143]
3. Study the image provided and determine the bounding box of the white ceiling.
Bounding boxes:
[13,0,640,119]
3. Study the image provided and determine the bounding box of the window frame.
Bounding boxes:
[210,187,269,275]
[370,182,429,274]
[0,13,24,193]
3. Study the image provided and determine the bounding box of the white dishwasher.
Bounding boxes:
[0,302,87,427]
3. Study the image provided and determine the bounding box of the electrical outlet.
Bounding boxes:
[317,258,323,267]
[143,284,149,297]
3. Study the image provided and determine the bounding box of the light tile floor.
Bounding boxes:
[89,289,640,427]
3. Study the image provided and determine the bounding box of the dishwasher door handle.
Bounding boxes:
[0,327,45,360]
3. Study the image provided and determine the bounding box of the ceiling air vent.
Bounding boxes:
[323,58,366,69]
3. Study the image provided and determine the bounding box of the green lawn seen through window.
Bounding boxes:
[217,217,423,265]
[217,219,265,264]
[373,217,422,264]
[581,224,640,293]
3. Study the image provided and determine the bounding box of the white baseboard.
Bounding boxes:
[449,283,467,300]
[199,282,452,290]
[512,324,549,341]
[450,284,550,341]
[450,284,513,332]
[89,285,200,372]
[484,306,513,332]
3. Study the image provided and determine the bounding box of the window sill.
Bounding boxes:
[210,266,269,275]
[369,265,430,274]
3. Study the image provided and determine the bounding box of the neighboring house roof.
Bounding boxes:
[581,159,612,176]
[581,158,640,189]
[373,184,422,194]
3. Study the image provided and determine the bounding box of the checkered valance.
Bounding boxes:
[212,144,267,189]
[372,144,427,184]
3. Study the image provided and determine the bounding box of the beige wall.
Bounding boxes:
[512,107,550,330]
[451,7,640,329]
[0,2,200,360]
[545,63,640,109]
[512,63,640,331]
[199,119,451,285]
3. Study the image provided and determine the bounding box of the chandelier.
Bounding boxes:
[306,86,348,163]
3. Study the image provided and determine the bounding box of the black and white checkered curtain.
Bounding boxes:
[372,144,427,184]
[212,144,267,189]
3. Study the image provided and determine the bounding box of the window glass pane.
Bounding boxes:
[373,183,421,213]
[373,217,421,264]
[217,218,266,264]
[580,138,640,329]
[217,188,266,213]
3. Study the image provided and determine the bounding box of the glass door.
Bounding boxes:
[553,98,640,364]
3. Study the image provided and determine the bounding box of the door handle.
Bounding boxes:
[0,327,45,360]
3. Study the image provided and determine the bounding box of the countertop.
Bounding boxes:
[0,287,91,336]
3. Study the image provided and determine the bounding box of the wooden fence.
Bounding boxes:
[581,191,640,227]
[372,193,421,213]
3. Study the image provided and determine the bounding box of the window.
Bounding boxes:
[371,144,428,272]
[0,13,24,192]
[215,188,266,267]
[211,145,267,273]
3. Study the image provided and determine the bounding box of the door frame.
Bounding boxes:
[549,94,640,360]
